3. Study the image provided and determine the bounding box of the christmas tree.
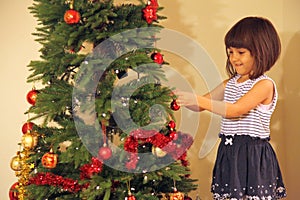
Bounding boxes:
[9,0,198,199]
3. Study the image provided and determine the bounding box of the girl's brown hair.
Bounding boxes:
[224,16,281,79]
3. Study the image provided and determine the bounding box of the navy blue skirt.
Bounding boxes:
[211,135,287,200]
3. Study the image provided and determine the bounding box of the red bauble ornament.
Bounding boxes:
[21,121,35,134]
[127,195,136,200]
[9,182,19,200]
[169,131,178,140]
[64,9,81,24]
[151,52,164,64]
[26,89,38,105]
[142,5,157,24]
[42,149,58,169]
[127,192,136,200]
[168,120,176,131]
[98,145,112,160]
[148,0,159,9]
[170,99,180,111]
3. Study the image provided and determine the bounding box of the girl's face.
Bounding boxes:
[227,47,255,78]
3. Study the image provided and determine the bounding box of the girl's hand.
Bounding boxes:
[173,90,199,108]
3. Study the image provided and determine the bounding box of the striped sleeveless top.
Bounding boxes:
[220,74,278,139]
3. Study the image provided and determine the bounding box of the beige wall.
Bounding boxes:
[281,0,300,199]
[1,0,299,199]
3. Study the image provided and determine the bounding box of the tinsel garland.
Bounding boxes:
[124,129,193,169]
[29,157,102,192]
[125,152,139,170]
[29,172,89,193]
[80,157,103,179]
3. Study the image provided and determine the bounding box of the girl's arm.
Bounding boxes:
[176,79,274,118]
[178,80,228,112]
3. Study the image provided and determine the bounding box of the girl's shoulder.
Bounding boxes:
[254,74,272,81]
[225,74,276,89]
[252,74,276,87]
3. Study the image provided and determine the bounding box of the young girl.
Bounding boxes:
[175,16,287,199]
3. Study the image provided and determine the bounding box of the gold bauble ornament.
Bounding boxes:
[10,152,22,171]
[170,188,184,200]
[169,188,184,200]
[21,132,38,150]
[152,146,167,157]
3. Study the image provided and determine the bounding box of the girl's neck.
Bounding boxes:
[237,74,250,83]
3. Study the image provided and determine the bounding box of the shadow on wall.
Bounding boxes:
[280,31,300,200]
[160,1,228,199]
[160,0,228,92]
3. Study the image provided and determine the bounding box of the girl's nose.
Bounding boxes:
[230,52,239,61]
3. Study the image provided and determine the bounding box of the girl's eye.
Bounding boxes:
[238,51,245,54]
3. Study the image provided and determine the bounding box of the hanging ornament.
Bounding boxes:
[21,132,38,150]
[42,148,58,169]
[170,99,180,111]
[64,0,80,24]
[64,9,81,24]
[98,144,112,160]
[125,181,136,200]
[152,146,167,157]
[184,196,192,200]
[126,192,136,200]
[10,152,22,171]
[170,188,184,200]
[98,121,112,160]
[168,120,176,131]
[142,4,157,24]
[143,175,148,184]
[151,52,164,64]
[169,131,178,140]
[115,69,128,79]
[26,88,38,105]
[148,0,159,9]
[9,182,19,200]
[21,121,35,134]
